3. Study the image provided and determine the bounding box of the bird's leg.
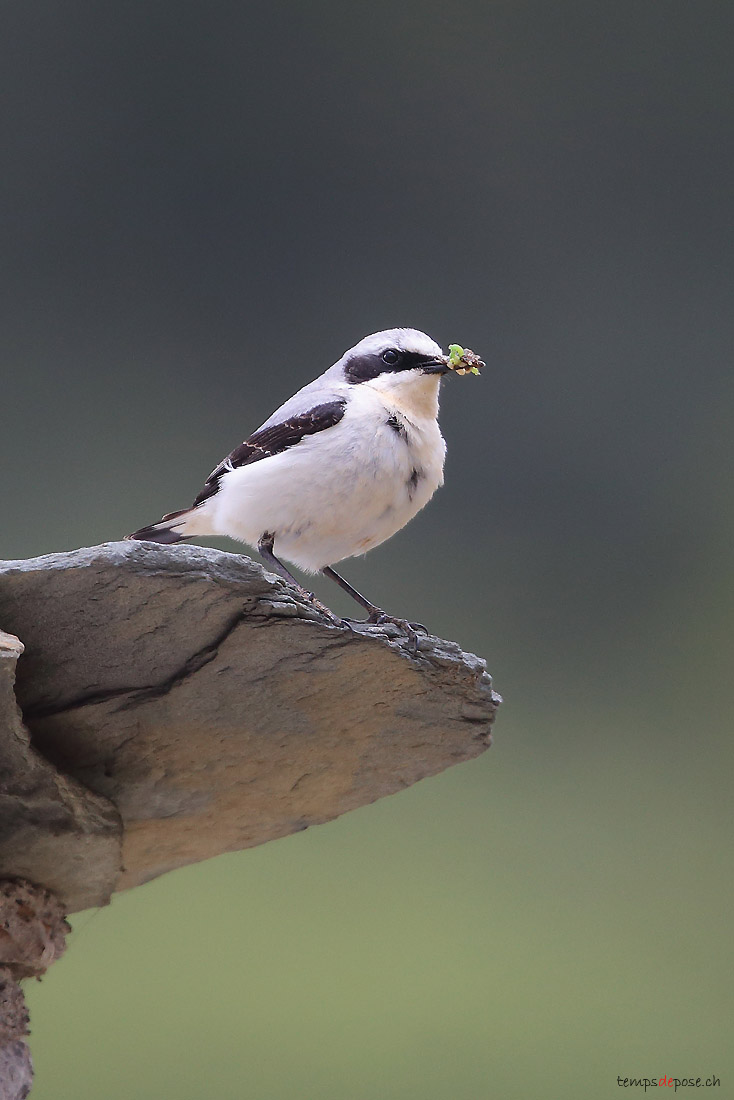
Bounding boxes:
[321,565,427,648]
[258,534,341,625]
[321,565,384,618]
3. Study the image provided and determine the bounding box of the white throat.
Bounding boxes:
[364,371,442,422]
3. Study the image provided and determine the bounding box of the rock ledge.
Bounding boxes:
[0,543,500,912]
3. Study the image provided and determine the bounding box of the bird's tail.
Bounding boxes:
[125,504,214,545]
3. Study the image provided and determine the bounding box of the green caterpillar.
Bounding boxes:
[447,344,483,376]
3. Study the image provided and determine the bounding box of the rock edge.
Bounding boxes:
[0,544,500,912]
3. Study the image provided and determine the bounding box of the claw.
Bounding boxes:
[321,566,427,648]
[341,609,425,652]
[296,587,344,628]
[369,610,423,652]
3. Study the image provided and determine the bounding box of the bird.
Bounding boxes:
[126,328,477,644]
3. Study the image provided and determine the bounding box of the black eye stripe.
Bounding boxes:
[345,350,439,384]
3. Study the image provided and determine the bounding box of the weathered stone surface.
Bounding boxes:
[0,880,70,980]
[0,881,71,1100]
[0,1038,33,1100]
[0,544,500,911]
[0,631,122,912]
[0,968,30,1045]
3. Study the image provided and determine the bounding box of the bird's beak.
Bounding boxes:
[420,356,451,375]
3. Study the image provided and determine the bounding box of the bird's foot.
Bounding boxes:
[296,587,345,628]
[366,609,427,634]
[347,609,428,653]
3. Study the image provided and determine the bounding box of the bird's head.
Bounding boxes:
[339,328,449,385]
[330,328,484,419]
[333,328,455,418]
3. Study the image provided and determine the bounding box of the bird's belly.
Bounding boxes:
[210,420,444,572]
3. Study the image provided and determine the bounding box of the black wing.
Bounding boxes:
[192,399,347,507]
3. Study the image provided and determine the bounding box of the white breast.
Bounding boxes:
[209,376,446,572]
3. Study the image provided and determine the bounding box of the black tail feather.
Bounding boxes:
[125,508,192,544]
[125,526,189,544]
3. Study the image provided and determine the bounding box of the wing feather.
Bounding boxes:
[192,399,347,507]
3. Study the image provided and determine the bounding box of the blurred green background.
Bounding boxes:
[2,1,732,1097]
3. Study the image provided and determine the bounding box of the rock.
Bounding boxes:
[0,880,70,980]
[0,544,500,912]
[0,880,71,1100]
[0,1038,33,1100]
[0,630,122,912]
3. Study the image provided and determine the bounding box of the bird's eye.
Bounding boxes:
[381,349,401,365]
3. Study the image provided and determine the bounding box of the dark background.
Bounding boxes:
[2,2,732,1097]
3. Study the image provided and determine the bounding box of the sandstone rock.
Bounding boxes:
[0,881,72,1100]
[0,630,122,912]
[0,543,500,912]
